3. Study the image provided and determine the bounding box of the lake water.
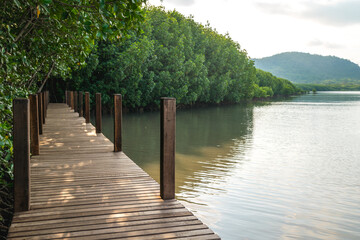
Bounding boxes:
[97,91,360,240]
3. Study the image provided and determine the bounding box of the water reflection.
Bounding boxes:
[97,92,360,240]
[100,104,255,196]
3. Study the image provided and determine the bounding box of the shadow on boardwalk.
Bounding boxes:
[7,103,220,239]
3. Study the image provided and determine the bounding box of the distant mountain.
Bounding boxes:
[253,52,360,84]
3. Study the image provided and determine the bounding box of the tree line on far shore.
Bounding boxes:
[296,83,360,91]
[64,7,301,111]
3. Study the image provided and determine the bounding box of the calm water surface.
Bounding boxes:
[99,91,360,240]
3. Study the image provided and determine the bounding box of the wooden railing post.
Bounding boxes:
[160,97,176,200]
[79,91,83,117]
[41,92,45,124]
[45,91,48,118]
[70,91,74,110]
[96,93,102,133]
[85,92,90,123]
[47,90,49,107]
[114,94,122,152]
[74,91,78,113]
[13,98,31,212]
[37,93,43,135]
[67,90,70,107]
[65,90,68,105]
[29,94,40,155]
[44,91,46,118]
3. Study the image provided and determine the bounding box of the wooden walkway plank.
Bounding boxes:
[7,216,199,238]
[8,103,220,239]
[9,209,194,232]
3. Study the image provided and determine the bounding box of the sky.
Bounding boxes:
[147,0,360,65]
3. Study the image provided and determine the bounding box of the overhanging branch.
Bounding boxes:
[37,61,56,93]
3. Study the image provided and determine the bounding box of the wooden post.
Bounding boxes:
[85,92,90,123]
[44,91,48,118]
[47,90,49,106]
[37,93,43,135]
[70,91,74,110]
[13,99,31,212]
[79,91,83,117]
[96,93,102,133]
[65,90,68,105]
[74,91,78,113]
[29,94,40,155]
[44,91,46,117]
[41,92,45,124]
[67,90,70,107]
[69,91,72,109]
[114,94,122,152]
[160,97,176,200]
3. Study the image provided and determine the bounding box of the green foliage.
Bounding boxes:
[0,0,146,179]
[0,84,28,186]
[254,52,360,84]
[1,0,146,92]
[253,85,267,98]
[68,7,265,110]
[0,4,146,235]
[296,83,360,91]
[255,69,301,97]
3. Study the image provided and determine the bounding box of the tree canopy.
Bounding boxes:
[66,7,300,111]
[1,0,146,91]
[0,1,146,236]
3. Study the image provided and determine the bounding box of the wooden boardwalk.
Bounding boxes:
[8,103,220,239]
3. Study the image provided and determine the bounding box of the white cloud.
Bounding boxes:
[254,2,298,15]
[305,1,360,26]
[255,0,360,26]
[165,0,196,6]
[308,39,343,49]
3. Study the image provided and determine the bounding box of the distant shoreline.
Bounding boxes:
[296,83,360,91]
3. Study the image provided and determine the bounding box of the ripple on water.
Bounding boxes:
[99,91,360,240]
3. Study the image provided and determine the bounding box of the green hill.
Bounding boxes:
[253,52,360,84]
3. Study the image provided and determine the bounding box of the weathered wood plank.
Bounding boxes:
[161,97,176,200]
[30,193,162,209]
[9,220,204,240]
[70,91,74,110]
[114,94,122,152]
[9,212,194,236]
[79,91,83,117]
[8,103,219,239]
[73,91,78,113]
[13,98,31,212]
[41,92,45,124]
[37,93,43,135]
[13,202,183,222]
[8,216,198,238]
[95,93,102,133]
[85,92,90,123]
[29,94,40,155]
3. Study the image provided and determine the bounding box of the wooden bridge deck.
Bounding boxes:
[8,103,220,240]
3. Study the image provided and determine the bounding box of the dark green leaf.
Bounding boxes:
[41,0,52,5]
[61,11,69,20]
[100,0,105,9]
[14,0,22,8]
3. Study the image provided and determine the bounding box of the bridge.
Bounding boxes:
[8,91,220,239]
